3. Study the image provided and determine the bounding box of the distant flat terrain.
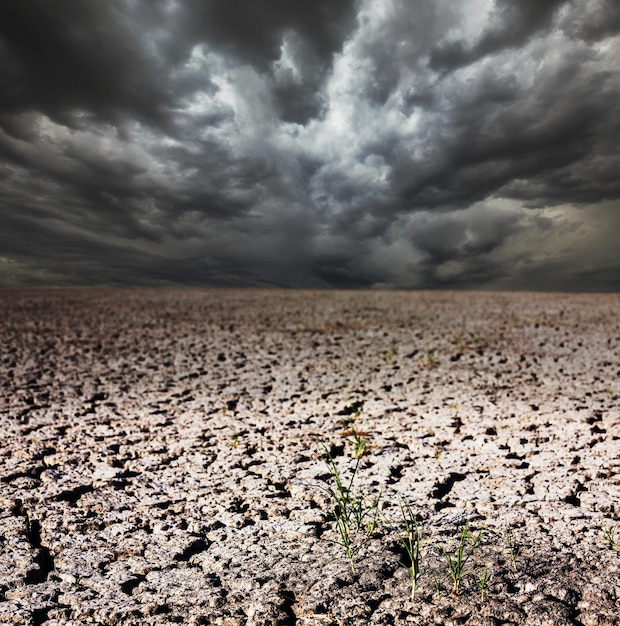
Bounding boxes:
[1,289,619,625]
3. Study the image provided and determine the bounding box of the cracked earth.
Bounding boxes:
[1,288,619,625]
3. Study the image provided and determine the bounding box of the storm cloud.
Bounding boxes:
[0,0,618,290]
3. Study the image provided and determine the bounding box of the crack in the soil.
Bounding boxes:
[31,607,54,626]
[55,484,94,503]
[431,472,467,501]
[174,537,210,562]
[280,588,298,625]
[120,574,146,595]
[11,500,56,584]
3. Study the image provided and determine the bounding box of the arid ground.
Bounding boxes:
[1,289,619,625]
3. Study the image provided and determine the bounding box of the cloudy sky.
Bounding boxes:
[1,0,619,290]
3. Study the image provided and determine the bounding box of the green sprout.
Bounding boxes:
[320,444,382,568]
[473,564,490,601]
[396,499,422,600]
[384,344,399,362]
[602,523,620,551]
[441,521,483,595]
[231,429,248,448]
[351,429,370,459]
[505,527,519,573]
[340,402,370,459]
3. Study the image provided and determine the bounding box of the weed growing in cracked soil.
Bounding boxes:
[504,526,520,573]
[338,400,372,459]
[347,424,371,459]
[425,350,437,366]
[441,521,484,596]
[473,563,491,601]
[317,442,525,603]
[320,443,382,567]
[394,498,422,600]
[340,419,371,459]
[602,522,620,551]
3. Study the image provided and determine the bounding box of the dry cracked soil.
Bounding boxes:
[1,288,619,626]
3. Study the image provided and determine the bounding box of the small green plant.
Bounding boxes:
[334,513,355,567]
[340,403,370,459]
[505,527,519,573]
[602,523,620,551]
[396,499,422,600]
[473,563,490,601]
[231,429,248,448]
[441,521,483,595]
[351,428,370,459]
[341,421,370,459]
[384,344,399,362]
[426,350,437,366]
[320,444,382,567]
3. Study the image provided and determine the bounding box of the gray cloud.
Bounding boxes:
[0,0,618,291]
[430,0,568,71]
[182,0,358,68]
[0,1,179,132]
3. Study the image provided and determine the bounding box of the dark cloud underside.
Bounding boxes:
[0,0,618,290]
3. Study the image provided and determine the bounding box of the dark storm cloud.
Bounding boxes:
[172,0,359,124]
[561,0,620,43]
[183,0,358,68]
[0,0,619,290]
[395,63,620,210]
[0,1,179,131]
[430,0,568,71]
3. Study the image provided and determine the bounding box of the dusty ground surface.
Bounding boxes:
[1,288,619,626]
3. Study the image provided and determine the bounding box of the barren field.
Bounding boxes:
[1,288,619,625]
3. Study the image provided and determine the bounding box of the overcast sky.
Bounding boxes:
[1,0,619,290]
